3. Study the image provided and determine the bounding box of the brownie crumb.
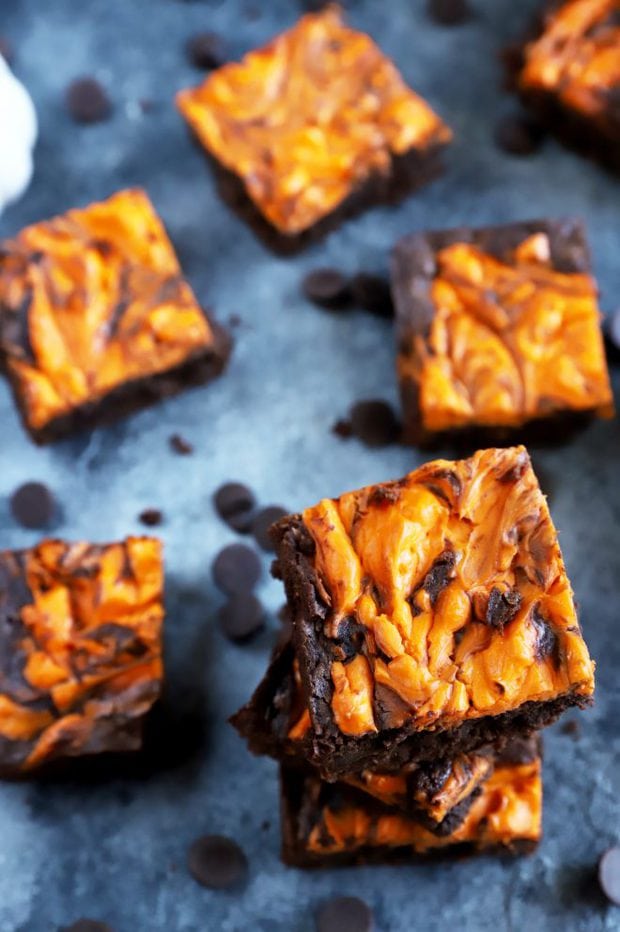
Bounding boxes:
[331,418,353,439]
[185,32,225,70]
[252,506,288,552]
[350,273,394,318]
[218,591,265,642]
[66,77,112,124]
[485,586,522,631]
[349,399,401,448]
[598,847,620,906]
[10,482,56,530]
[494,114,545,156]
[427,0,473,26]
[169,433,194,455]
[561,720,580,739]
[316,896,373,932]
[302,268,351,310]
[212,543,261,594]
[187,835,248,889]
[139,508,163,527]
[214,482,256,534]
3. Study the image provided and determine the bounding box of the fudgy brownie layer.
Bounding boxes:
[271,512,590,779]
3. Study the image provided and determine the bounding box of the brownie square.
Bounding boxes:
[280,740,542,866]
[271,446,595,778]
[231,639,493,832]
[513,0,620,172]
[391,218,614,444]
[0,188,229,443]
[176,6,452,251]
[0,536,163,776]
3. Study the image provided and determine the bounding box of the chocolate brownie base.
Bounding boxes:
[200,142,447,257]
[391,217,603,446]
[1,319,231,444]
[271,515,591,779]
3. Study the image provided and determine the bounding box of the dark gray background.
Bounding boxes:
[0,1,619,930]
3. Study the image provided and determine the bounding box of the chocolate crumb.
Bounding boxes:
[66,77,112,124]
[212,543,261,594]
[494,114,545,156]
[218,591,265,642]
[169,433,194,455]
[350,273,394,318]
[598,847,620,906]
[252,506,288,552]
[349,400,401,448]
[427,0,472,26]
[302,268,351,310]
[561,720,580,739]
[187,835,247,889]
[10,482,56,529]
[316,896,373,932]
[185,32,225,70]
[139,508,163,527]
[332,418,353,439]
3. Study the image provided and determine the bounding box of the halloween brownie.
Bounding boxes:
[177,5,452,251]
[0,188,229,443]
[391,218,613,445]
[270,446,595,778]
[0,536,163,775]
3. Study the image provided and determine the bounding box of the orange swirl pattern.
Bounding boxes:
[0,188,215,433]
[301,447,594,737]
[177,5,452,234]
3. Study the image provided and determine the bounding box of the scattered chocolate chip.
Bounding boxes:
[10,482,55,529]
[61,922,114,932]
[485,586,522,631]
[214,482,256,534]
[185,32,225,70]
[316,895,373,932]
[561,720,580,739]
[169,433,193,455]
[252,506,288,551]
[218,591,265,642]
[598,847,620,905]
[494,114,545,156]
[139,508,163,527]
[66,77,112,124]
[212,543,261,594]
[332,418,353,439]
[349,400,401,448]
[0,36,14,64]
[302,268,351,310]
[427,0,472,26]
[187,835,248,890]
[350,273,393,318]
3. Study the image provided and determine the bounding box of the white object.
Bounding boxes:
[0,54,37,214]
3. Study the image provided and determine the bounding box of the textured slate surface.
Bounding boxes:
[0,1,619,930]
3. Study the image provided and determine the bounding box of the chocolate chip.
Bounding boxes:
[532,607,560,666]
[485,586,522,631]
[139,508,163,527]
[185,32,225,70]
[422,550,456,605]
[494,114,545,156]
[61,922,114,932]
[252,506,288,552]
[212,544,261,594]
[169,433,193,455]
[598,847,620,905]
[302,268,351,310]
[332,418,353,439]
[427,0,472,26]
[350,273,394,318]
[187,835,248,889]
[349,400,401,448]
[218,591,265,642]
[66,78,112,124]
[214,482,256,533]
[316,896,373,932]
[368,485,401,506]
[10,482,55,529]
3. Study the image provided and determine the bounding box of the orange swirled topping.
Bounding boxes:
[301,447,595,737]
[0,188,216,434]
[176,5,452,235]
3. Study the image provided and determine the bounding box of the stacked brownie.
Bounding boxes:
[233,446,595,866]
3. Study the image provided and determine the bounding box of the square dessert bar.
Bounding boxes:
[391,217,614,445]
[231,639,494,833]
[271,446,595,778]
[514,0,620,172]
[0,188,229,443]
[0,536,163,775]
[281,740,542,866]
[177,5,452,249]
